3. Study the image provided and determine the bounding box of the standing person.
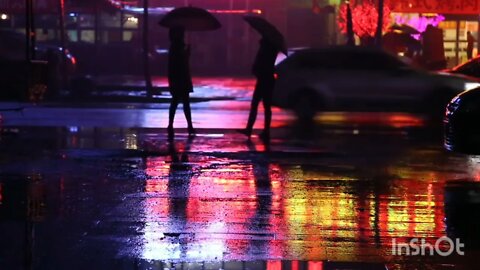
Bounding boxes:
[167,27,195,139]
[467,31,475,60]
[238,38,279,142]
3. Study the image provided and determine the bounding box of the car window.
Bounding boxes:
[343,51,407,71]
[295,51,328,69]
[294,51,351,70]
[291,49,408,71]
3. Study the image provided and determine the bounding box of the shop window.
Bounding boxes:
[35,29,56,42]
[81,30,95,43]
[123,31,135,42]
[101,30,122,43]
[101,12,121,28]
[123,14,139,29]
[78,14,95,28]
[67,30,78,42]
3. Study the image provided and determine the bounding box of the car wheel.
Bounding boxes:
[292,90,319,121]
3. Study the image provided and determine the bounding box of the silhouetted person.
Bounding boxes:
[167,27,195,139]
[467,31,475,60]
[238,38,279,142]
[421,25,447,70]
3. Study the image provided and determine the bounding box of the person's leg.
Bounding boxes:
[245,81,263,132]
[181,95,195,134]
[262,94,272,136]
[260,77,274,140]
[168,97,179,138]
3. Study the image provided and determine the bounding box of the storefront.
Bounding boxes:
[0,0,273,75]
[389,0,480,67]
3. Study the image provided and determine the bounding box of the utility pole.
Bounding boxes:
[227,0,233,73]
[58,0,68,89]
[346,2,354,46]
[375,0,384,48]
[30,0,36,59]
[143,0,153,98]
[25,0,32,61]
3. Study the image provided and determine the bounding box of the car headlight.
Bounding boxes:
[446,96,461,114]
[464,82,480,91]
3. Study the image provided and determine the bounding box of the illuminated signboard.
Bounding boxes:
[390,0,480,15]
[290,0,341,8]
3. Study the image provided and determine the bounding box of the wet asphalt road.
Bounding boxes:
[1,84,480,269]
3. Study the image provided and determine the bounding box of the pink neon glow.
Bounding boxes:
[394,14,445,37]
[208,9,263,14]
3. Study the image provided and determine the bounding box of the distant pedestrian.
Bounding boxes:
[467,31,475,60]
[167,27,195,139]
[238,38,279,142]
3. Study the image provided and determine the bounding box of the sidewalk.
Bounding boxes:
[88,75,256,103]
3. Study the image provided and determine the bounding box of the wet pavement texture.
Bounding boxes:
[1,82,480,269]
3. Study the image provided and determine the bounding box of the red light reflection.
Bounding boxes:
[317,112,424,128]
[141,141,450,262]
[267,261,282,270]
[307,261,323,270]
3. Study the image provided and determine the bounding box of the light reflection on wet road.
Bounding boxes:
[0,94,479,269]
[0,124,479,269]
[137,135,462,264]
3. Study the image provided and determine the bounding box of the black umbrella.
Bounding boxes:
[383,31,421,53]
[390,24,420,35]
[243,16,287,55]
[159,7,221,31]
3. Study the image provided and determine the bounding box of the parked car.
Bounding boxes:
[444,180,480,249]
[0,29,76,99]
[273,46,480,121]
[446,56,480,78]
[444,87,480,154]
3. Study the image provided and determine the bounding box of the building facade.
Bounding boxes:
[2,0,477,75]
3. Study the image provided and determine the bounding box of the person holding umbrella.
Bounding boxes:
[167,27,194,139]
[160,7,221,139]
[238,16,286,142]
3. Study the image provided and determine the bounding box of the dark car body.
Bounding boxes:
[447,56,480,78]
[444,87,480,153]
[444,181,480,249]
[0,30,76,99]
[274,46,480,120]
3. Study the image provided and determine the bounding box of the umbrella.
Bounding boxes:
[383,31,421,53]
[243,16,287,55]
[159,6,221,31]
[390,24,420,35]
